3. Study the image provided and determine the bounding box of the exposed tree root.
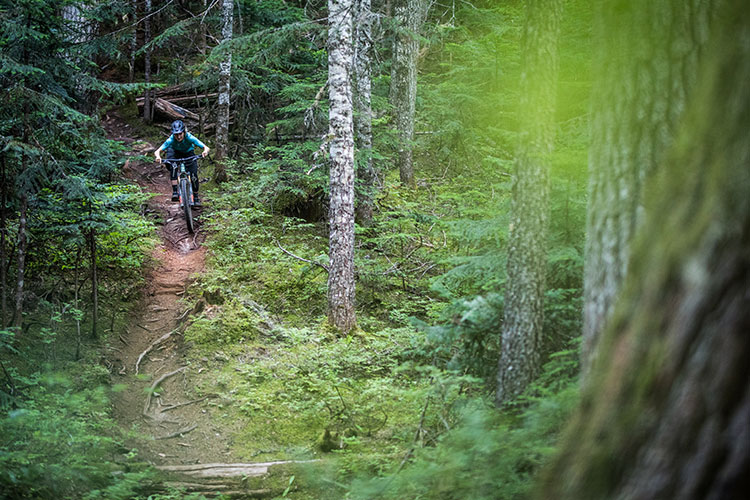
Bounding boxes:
[156,424,198,440]
[159,395,210,412]
[143,366,187,417]
[136,329,178,375]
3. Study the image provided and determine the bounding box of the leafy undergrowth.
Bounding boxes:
[176,170,582,499]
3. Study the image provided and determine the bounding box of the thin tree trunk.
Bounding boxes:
[390,0,424,187]
[581,0,717,380]
[200,0,208,55]
[327,0,357,333]
[89,226,98,339]
[74,247,82,360]
[214,0,234,183]
[1,153,6,329]
[143,0,153,122]
[538,2,750,496]
[13,194,27,331]
[496,0,562,405]
[129,0,137,83]
[354,0,375,224]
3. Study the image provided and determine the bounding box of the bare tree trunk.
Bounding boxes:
[495,0,562,405]
[74,247,82,360]
[327,0,357,334]
[89,225,98,339]
[214,0,234,183]
[12,194,27,331]
[354,0,375,224]
[390,0,424,187]
[0,153,6,329]
[129,0,137,83]
[539,2,750,496]
[143,0,153,123]
[200,0,208,55]
[581,0,717,379]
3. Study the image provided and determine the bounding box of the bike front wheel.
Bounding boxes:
[180,177,194,233]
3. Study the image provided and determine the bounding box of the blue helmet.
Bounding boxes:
[171,120,186,134]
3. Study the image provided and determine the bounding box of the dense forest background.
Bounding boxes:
[1,0,748,498]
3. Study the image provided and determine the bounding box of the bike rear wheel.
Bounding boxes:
[180,177,194,233]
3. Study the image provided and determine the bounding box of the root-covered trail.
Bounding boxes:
[103,113,301,497]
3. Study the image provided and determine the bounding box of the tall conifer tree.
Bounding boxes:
[327,0,357,333]
[539,1,750,496]
[215,0,234,183]
[496,0,562,405]
[581,0,717,378]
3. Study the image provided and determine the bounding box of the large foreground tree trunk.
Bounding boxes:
[538,1,750,497]
[581,0,717,379]
[495,0,562,405]
[327,0,357,333]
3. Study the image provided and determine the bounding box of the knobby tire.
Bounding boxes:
[180,177,194,233]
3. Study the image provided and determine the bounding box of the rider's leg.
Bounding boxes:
[165,148,179,201]
[188,158,200,205]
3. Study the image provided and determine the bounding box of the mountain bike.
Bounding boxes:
[163,155,202,233]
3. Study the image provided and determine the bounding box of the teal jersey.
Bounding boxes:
[160,132,206,154]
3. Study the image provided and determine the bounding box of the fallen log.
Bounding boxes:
[157,460,314,479]
[137,93,218,104]
[137,97,199,121]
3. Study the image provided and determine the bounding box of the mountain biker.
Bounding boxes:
[154,120,210,205]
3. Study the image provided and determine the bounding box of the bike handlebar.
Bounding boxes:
[160,155,203,163]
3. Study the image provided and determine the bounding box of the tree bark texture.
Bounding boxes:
[495,0,562,405]
[538,1,750,497]
[13,194,27,331]
[0,152,8,330]
[89,227,98,339]
[214,0,234,183]
[354,0,375,223]
[143,0,153,123]
[390,0,424,187]
[1,154,6,328]
[327,0,357,333]
[129,0,137,83]
[581,0,718,378]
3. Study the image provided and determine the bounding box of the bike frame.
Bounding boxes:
[162,155,201,233]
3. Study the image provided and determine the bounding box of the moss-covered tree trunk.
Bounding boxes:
[538,1,750,497]
[581,0,718,379]
[327,0,357,333]
[495,0,562,405]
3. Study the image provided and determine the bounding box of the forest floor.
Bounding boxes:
[102,112,300,497]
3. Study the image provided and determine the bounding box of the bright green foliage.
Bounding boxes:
[341,350,580,500]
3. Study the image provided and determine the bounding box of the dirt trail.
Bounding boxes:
[102,113,303,497]
[103,112,241,464]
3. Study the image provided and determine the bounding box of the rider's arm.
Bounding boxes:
[187,133,209,157]
[155,137,173,163]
